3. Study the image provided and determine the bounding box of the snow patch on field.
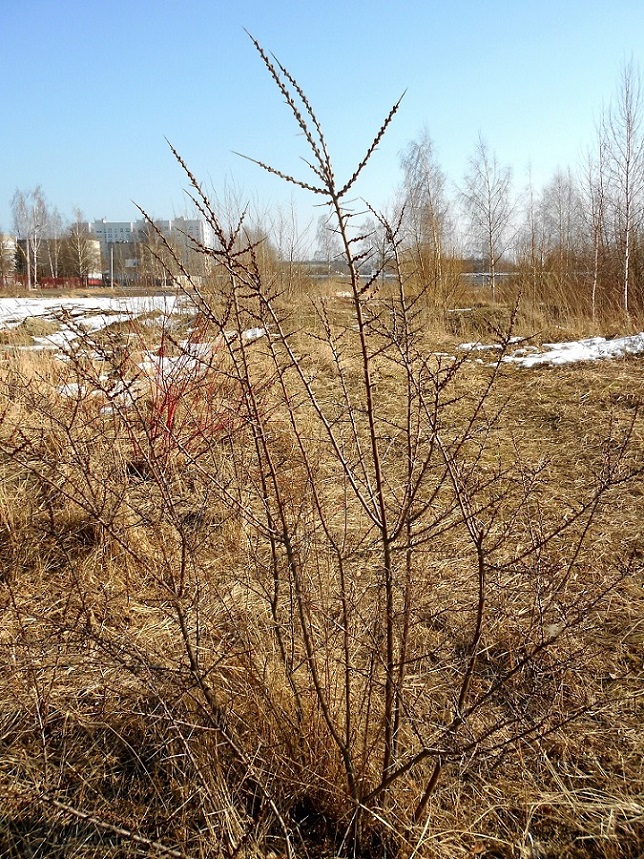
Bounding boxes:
[0,295,181,349]
[0,295,178,327]
[1,295,642,369]
[503,333,644,367]
[459,333,644,367]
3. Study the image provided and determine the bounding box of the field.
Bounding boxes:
[0,278,642,859]
[2,40,644,859]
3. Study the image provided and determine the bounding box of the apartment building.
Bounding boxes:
[91,220,136,249]
[0,233,16,284]
[91,217,215,281]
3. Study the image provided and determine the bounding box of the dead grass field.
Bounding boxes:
[0,284,642,858]
[3,28,644,854]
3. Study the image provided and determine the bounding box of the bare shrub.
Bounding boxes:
[0,38,642,859]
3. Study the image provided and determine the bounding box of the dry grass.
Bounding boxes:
[0,290,642,858]
[1,36,643,857]
[0,316,60,346]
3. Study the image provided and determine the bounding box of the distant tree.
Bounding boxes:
[28,186,48,286]
[315,213,342,275]
[580,139,608,320]
[44,207,65,279]
[602,60,644,315]
[11,190,33,288]
[538,168,586,311]
[516,167,589,318]
[400,129,454,303]
[515,169,547,300]
[62,210,99,283]
[461,136,515,301]
[0,229,16,287]
[11,186,49,287]
[269,201,310,297]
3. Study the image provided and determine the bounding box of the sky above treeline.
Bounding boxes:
[2,0,643,240]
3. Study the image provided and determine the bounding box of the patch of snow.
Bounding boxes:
[32,330,78,349]
[503,332,644,367]
[459,341,503,352]
[240,327,265,342]
[0,294,189,361]
[459,336,523,352]
[138,352,201,379]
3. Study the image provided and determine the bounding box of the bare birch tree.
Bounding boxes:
[11,189,33,288]
[29,186,48,287]
[45,206,65,279]
[461,136,515,301]
[63,210,99,283]
[11,186,49,288]
[400,130,453,304]
[602,60,644,315]
[580,138,608,320]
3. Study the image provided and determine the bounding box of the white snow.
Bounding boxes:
[459,341,504,352]
[1,294,642,371]
[0,295,178,327]
[459,336,523,352]
[0,295,181,350]
[240,327,266,342]
[458,332,644,367]
[502,333,644,367]
[138,351,201,380]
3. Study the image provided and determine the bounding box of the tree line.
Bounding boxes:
[2,191,101,287]
[317,60,644,321]
[4,61,643,318]
[1,193,202,289]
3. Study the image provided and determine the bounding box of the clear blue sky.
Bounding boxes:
[2,0,643,240]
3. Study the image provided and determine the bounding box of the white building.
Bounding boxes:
[148,218,216,251]
[90,217,215,279]
[91,219,135,249]
[0,234,17,284]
